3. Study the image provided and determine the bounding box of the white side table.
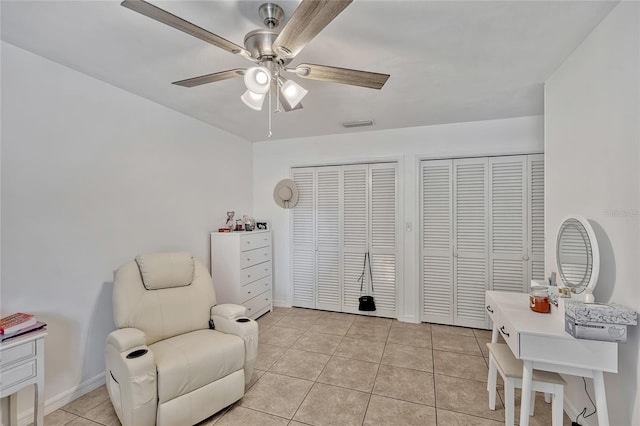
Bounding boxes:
[0,329,47,426]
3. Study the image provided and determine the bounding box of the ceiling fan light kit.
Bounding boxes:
[121,0,390,137]
[244,66,272,94]
[241,90,266,111]
[280,79,308,109]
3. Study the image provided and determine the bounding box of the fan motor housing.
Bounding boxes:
[244,29,278,60]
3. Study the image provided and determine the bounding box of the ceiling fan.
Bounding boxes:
[121,0,390,120]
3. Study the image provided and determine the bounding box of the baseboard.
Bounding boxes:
[564,394,597,426]
[272,299,288,307]
[397,314,419,324]
[16,372,106,426]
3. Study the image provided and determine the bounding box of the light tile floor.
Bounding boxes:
[38,307,572,425]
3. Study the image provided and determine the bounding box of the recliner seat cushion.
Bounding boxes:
[149,329,245,403]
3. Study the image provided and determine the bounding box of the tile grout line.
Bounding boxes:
[360,318,391,426]
[430,324,439,425]
[287,313,350,424]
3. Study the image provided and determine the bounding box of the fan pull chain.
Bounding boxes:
[268,87,273,138]
[275,73,281,114]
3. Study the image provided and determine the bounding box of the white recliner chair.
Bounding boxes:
[105,252,258,426]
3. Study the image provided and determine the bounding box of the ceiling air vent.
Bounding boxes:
[342,120,374,128]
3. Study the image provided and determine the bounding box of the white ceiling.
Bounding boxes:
[1,0,617,142]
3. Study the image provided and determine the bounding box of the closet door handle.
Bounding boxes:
[453,252,459,258]
[522,255,530,261]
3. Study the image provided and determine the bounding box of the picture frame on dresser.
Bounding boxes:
[210,229,273,319]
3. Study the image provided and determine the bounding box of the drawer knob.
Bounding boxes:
[486,305,493,313]
[248,291,252,294]
[499,325,510,338]
[247,274,251,278]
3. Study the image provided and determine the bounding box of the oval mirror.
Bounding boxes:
[556,215,600,292]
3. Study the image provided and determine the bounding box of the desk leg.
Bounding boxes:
[34,383,45,426]
[519,360,533,426]
[35,337,46,426]
[9,394,18,426]
[487,325,499,392]
[593,371,609,426]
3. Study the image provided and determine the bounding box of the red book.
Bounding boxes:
[0,313,36,334]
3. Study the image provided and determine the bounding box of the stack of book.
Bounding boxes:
[0,313,46,342]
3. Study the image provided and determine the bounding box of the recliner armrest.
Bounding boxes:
[105,328,157,426]
[210,305,258,385]
[210,303,247,320]
[106,328,146,353]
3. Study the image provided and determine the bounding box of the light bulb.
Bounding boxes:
[244,67,271,94]
[255,71,268,85]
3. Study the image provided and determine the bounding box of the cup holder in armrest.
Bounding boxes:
[126,349,148,359]
[236,318,251,323]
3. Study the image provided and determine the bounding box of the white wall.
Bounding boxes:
[0,42,253,421]
[545,2,640,424]
[253,116,543,323]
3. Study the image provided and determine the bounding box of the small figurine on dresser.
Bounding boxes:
[218,211,235,232]
[243,215,254,231]
[225,211,235,229]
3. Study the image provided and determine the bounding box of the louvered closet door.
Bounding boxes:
[316,166,341,311]
[369,163,398,318]
[291,168,315,308]
[342,164,369,314]
[421,160,454,324]
[453,158,489,328]
[489,156,527,293]
[528,155,545,283]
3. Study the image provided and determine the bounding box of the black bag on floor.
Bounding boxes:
[358,295,376,311]
[358,252,376,311]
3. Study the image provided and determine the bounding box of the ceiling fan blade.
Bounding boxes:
[273,0,352,59]
[172,69,245,88]
[121,0,251,58]
[295,64,390,90]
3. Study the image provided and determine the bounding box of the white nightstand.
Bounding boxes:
[0,329,47,426]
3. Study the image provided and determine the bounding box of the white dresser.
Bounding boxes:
[0,329,47,426]
[211,230,273,319]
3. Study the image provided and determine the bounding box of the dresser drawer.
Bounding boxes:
[485,296,498,324]
[240,246,272,269]
[0,340,36,369]
[0,359,36,390]
[241,276,272,303]
[245,290,272,317]
[240,233,270,251]
[241,261,272,285]
[495,314,519,357]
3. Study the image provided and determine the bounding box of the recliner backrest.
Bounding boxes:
[112,252,217,345]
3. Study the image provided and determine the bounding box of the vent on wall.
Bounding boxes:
[342,120,375,128]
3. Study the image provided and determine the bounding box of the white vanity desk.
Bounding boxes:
[486,290,617,426]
